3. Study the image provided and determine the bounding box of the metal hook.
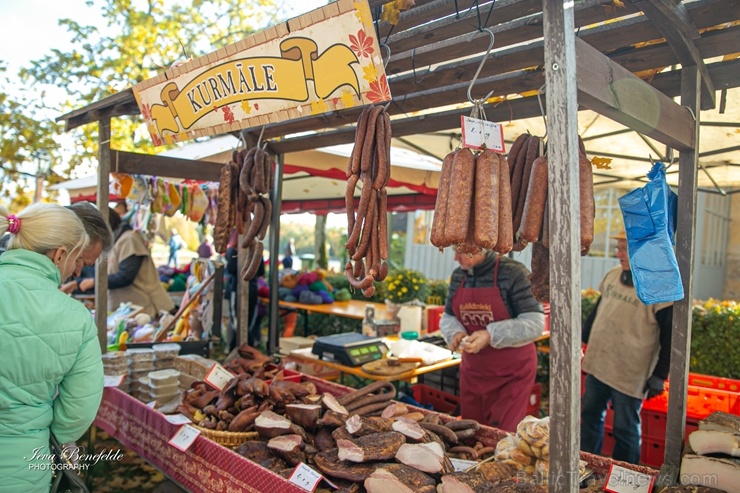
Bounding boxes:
[536,84,548,139]
[466,28,495,104]
[411,49,431,84]
[380,43,391,69]
[256,126,266,148]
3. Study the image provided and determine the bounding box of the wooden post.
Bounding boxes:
[95,117,111,353]
[267,153,284,356]
[658,65,700,487]
[543,1,582,491]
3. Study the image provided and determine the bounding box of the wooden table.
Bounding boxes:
[265,298,390,336]
[287,349,462,386]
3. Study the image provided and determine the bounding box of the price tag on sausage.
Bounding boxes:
[604,464,655,493]
[460,116,505,152]
[103,375,125,388]
[288,462,324,492]
[204,363,235,390]
[168,424,201,452]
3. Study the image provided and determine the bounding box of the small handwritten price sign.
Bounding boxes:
[165,414,195,425]
[168,424,201,452]
[289,462,324,492]
[604,464,655,493]
[461,116,505,152]
[204,363,235,390]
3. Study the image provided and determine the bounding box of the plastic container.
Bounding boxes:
[148,382,179,397]
[401,331,419,340]
[126,348,154,361]
[412,384,460,414]
[153,343,182,360]
[149,369,180,387]
[102,351,126,364]
[129,360,155,372]
[154,358,175,370]
[426,306,444,334]
[688,372,740,393]
[103,365,128,376]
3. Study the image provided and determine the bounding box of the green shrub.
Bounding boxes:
[690,299,740,379]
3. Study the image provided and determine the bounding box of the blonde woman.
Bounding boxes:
[0,203,104,492]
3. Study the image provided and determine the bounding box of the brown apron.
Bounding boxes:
[452,257,537,431]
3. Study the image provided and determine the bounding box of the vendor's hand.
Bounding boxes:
[449,332,466,352]
[643,375,666,400]
[60,281,77,295]
[79,278,95,292]
[459,330,491,354]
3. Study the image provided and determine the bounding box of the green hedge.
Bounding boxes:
[690,300,740,379]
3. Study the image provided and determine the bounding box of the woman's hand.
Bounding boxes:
[449,332,466,351]
[79,278,95,292]
[459,330,491,354]
[60,281,77,294]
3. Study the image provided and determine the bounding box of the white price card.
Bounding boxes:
[604,464,655,493]
[146,401,157,409]
[461,115,505,152]
[103,375,125,388]
[165,414,194,425]
[204,363,235,390]
[450,458,478,472]
[289,462,324,492]
[168,424,201,452]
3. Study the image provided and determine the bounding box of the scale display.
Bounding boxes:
[312,332,388,367]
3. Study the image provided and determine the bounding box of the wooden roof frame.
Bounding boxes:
[57,0,740,489]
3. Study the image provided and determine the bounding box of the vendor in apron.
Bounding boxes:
[439,250,545,431]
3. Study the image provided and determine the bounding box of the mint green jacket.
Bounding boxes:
[0,249,103,493]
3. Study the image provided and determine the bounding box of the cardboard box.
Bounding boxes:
[279,336,315,354]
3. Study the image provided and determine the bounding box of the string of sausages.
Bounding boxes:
[212,144,274,282]
[430,133,595,303]
[344,105,391,298]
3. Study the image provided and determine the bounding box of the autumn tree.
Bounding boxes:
[19,0,297,171]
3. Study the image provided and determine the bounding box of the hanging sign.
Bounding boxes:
[133,0,390,146]
[460,116,505,152]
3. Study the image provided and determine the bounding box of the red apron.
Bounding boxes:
[452,257,537,432]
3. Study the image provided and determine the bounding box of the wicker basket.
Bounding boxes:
[194,426,260,448]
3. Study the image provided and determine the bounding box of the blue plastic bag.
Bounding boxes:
[618,162,682,304]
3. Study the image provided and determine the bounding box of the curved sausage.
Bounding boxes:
[345,176,373,255]
[518,155,549,243]
[348,106,372,177]
[513,135,540,234]
[253,148,267,195]
[239,147,258,196]
[351,189,377,261]
[360,106,384,175]
[345,173,360,236]
[493,154,514,254]
[474,149,499,250]
[444,419,481,431]
[449,446,479,459]
[373,110,390,190]
[443,148,476,245]
[242,199,263,247]
[530,242,550,303]
[361,284,376,298]
[507,133,530,179]
[257,197,272,241]
[430,151,455,248]
[419,422,458,444]
[337,381,396,407]
[345,262,374,290]
[508,135,531,223]
[376,261,388,282]
[378,188,388,260]
[579,152,595,250]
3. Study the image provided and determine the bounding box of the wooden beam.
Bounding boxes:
[95,118,111,354]
[658,64,701,487]
[543,0,582,489]
[575,37,696,151]
[631,0,716,110]
[112,150,223,181]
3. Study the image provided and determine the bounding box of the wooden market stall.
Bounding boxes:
[56,0,740,490]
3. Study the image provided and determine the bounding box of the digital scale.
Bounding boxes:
[312,332,388,367]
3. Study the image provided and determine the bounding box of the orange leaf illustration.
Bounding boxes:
[349,29,374,59]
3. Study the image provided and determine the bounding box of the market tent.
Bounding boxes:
[52,135,442,213]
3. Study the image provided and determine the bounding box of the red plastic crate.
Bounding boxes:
[643,383,740,421]
[412,384,459,414]
[688,373,740,393]
[602,428,616,457]
[641,437,665,469]
[426,306,444,333]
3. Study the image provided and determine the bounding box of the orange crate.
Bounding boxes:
[641,437,665,468]
[688,373,740,393]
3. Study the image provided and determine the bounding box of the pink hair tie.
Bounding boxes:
[7,215,21,235]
